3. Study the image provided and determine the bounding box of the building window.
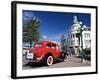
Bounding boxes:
[85,40,87,44]
[85,40,86,44]
[71,35,72,39]
[76,33,80,37]
[84,33,90,38]
[71,40,73,45]
[77,40,79,44]
[73,40,75,43]
[84,33,86,38]
[88,34,90,38]
[73,34,75,38]
[85,40,90,45]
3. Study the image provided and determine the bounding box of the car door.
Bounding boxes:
[46,43,53,54]
[55,45,61,58]
[51,44,60,58]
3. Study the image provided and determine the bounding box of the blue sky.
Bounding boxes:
[23,10,91,44]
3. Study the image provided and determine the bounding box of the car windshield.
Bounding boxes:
[34,43,42,47]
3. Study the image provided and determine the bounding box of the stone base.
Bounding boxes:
[81,59,85,63]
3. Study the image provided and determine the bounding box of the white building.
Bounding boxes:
[82,28,91,49]
[69,16,91,55]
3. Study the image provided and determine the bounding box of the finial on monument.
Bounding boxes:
[73,16,78,24]
[74,16,77,20]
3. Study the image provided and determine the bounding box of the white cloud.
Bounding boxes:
[41,35,62,45]
[42,36,47,39]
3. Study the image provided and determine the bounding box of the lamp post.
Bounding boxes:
[72,16,85,63]
[80,28,84,63]
[79,22,85,63]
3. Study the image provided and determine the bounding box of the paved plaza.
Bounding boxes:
[22,55,90,69]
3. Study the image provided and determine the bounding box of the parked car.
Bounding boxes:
[25,41,68,66]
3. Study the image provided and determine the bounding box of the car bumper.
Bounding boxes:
[26,57,42,63]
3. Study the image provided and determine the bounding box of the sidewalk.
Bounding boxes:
[23,55,91,69]
[66,55,90,67]
[50,55,91,68]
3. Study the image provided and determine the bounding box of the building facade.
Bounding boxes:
[69,16,91,55]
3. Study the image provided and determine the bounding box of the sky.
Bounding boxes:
[23,10,91,44]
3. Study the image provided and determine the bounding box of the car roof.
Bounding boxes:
[35,41,59,46]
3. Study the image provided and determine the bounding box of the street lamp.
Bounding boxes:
[79,22,86,63]
[72,16,86,63]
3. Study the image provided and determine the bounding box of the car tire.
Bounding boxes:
[61,52,68,62]
[45,55,54,66]
[63,54,68,61]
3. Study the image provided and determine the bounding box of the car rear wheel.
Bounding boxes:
[61,52,68,62]
[46,56,53,66]
[63,55,68,61]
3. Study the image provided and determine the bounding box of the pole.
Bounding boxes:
[80,29,85,63]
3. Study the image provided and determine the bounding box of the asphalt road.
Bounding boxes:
[22,55,90,70]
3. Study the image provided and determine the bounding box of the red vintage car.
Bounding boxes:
[26,41,68,66]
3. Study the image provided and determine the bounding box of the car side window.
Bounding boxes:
[56,45,59,50]
[46,43,51,48]
[51,44,56,49]
[34,44,42,47]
